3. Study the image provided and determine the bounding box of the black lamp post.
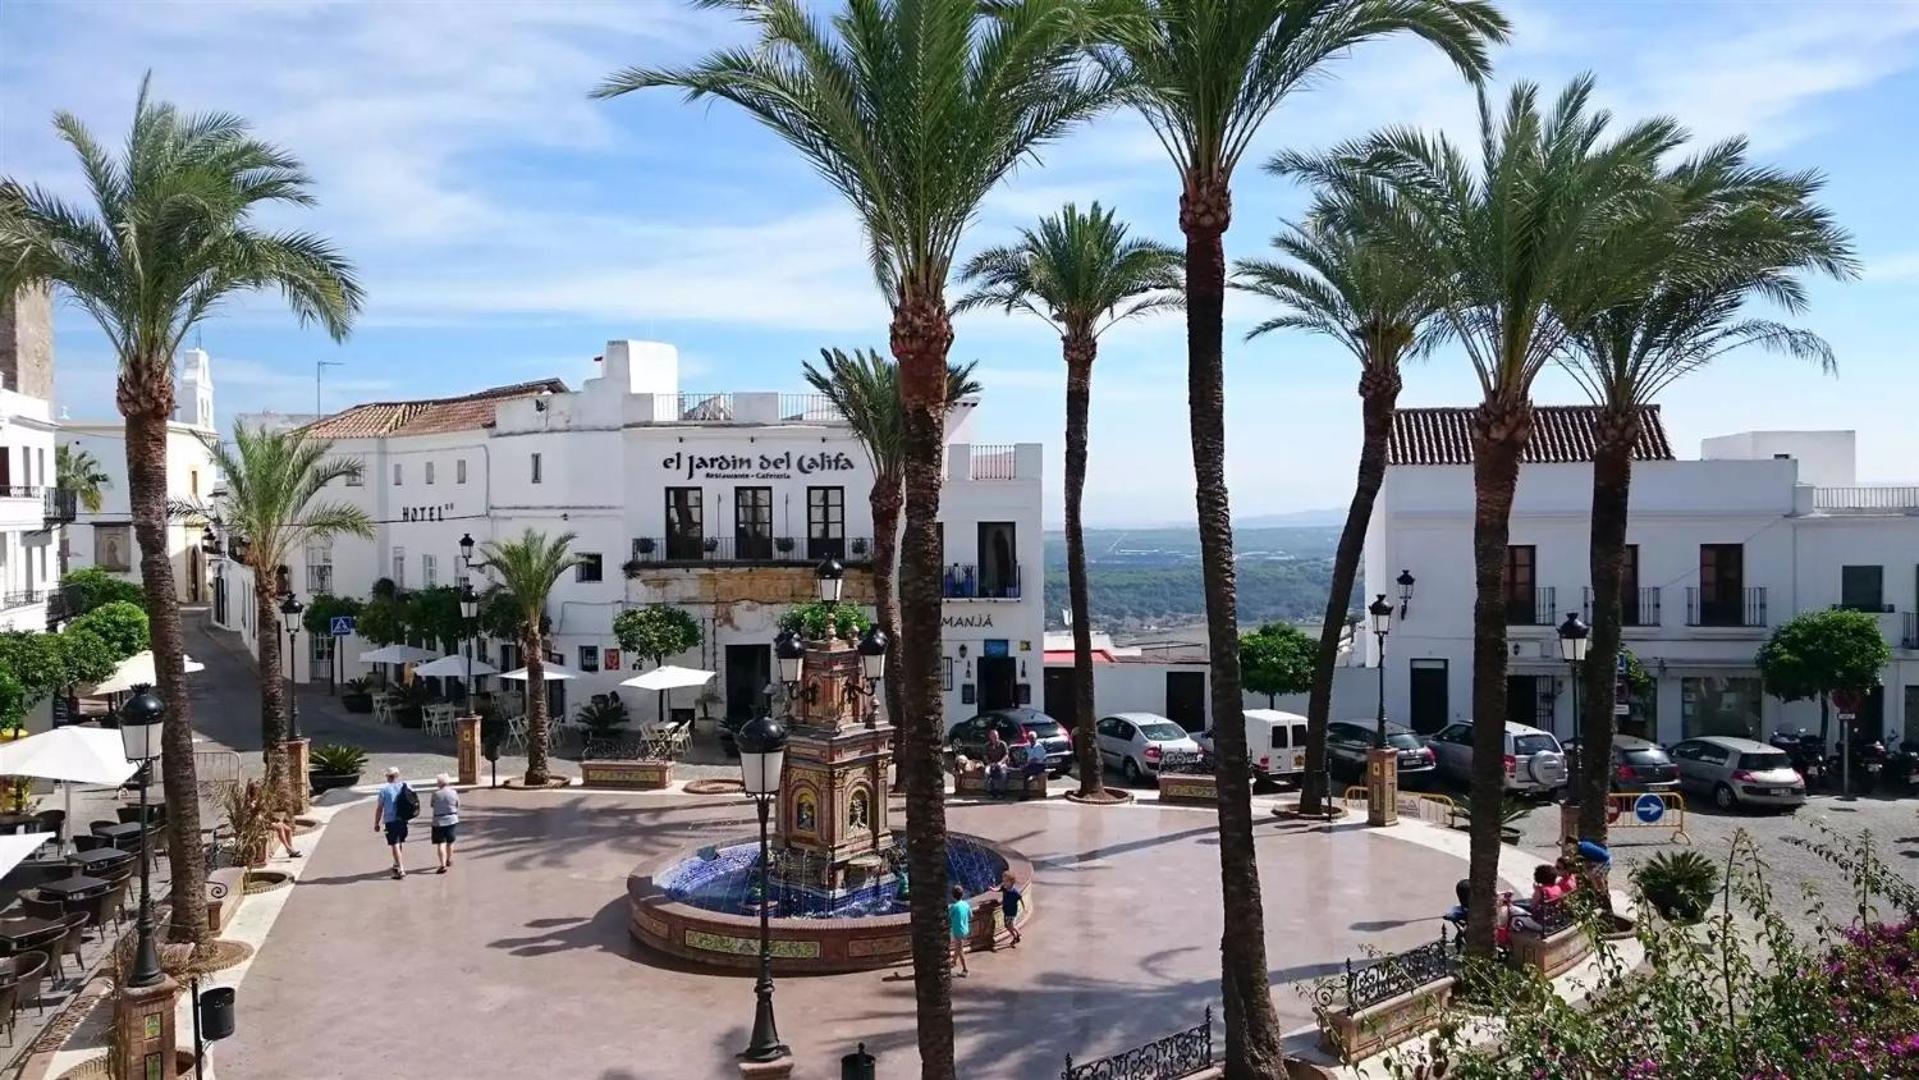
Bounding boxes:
[1557,612,1590,742]
[735,712,790,1064]
[854,624,888,725]
[459,532,476,567]
[118,691,166,989]
[1397,569,1416,619]
[815,557,845,603]
[459,582,480,707]
[1369,593,1394,748]
[279,593,305,740]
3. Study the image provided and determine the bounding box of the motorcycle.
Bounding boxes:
[1826,736,1888,793]
[1770,728,1826,785]
[1882,737,1919,795]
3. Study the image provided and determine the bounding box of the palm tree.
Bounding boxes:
[1089,3,1506,1064]
[207,423,373,806]
[597,5,1104,1070]
[957,202,1181,798]
[55,444,109,512]
[1232,218,1444,814]
[1560,143,1855,841]
[477,530,578,786]
[802,349,980,734]
[0,77,360,948]
[1277,77,1687,957]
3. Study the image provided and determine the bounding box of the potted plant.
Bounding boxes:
[696,686,723,728]
[774,536,796,555]
[1631,850,1720,924]
[340,676,375,714]
[577,694,630,739]
[308,743,368,795]
[622,557,647,578]
[778,599,871,643]
[218,779,277,868]
[391,682,427,729]
[702,536,720,554]
[1450,794,1531,845]
[850,537,869,557]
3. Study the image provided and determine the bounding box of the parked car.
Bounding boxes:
[1325,721,1437,784]
[946,708,1074,777]
[1561,734,1680,793]
[1668,736,1806,810]
[1424,721,1568,795]
[1198,709,1312,784]
[1094,713,1202,784]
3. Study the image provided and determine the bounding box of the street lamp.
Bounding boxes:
[814,557,845,603]
[1369,593,1394,748]
[774,629,804,686]
[198,526,222,560]
[735,712,790,1064]
[1558,612,1590,742]
[853,625,889,725]
[459,582,480,707]
[458,532,476,567]
[118,691,166,989]
[279,593,305,740]
[1397,569,1416,619]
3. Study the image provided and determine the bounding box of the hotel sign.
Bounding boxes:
[942,613,994,629]
[662,449,857,481]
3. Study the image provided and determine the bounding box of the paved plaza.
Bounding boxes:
[217,788,1470,1079]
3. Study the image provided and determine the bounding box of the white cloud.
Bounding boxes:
[1869,252,1919,282]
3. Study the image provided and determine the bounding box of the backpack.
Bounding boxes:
[396,784,420,821]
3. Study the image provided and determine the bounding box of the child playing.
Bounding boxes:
[999,871,1023,947]
[948,886,972,977]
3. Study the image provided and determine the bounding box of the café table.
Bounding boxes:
[36,875,107,901]
[0,916,65,954]
[67,848,131,873]
[90,822,146,844]
[0,814,41,835]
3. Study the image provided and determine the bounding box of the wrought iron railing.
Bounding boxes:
[1531,894,1576,935]
[1686,586,1767,628]
[941,562,1022,600]
[1582,586,1660,627]
[0,485,44,499]
[42,487,76,525]
[676,392,734,421]
[777,393,842,422]
[0,589,48,611]
[1507,586,1554,626]
[1904,612,1919,650]
[627,536,873,568]
[1813,485,1919,513]
[1063,1007,1212,1080]
[1312,933,1458,1015]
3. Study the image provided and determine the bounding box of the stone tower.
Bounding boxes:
[176,347,214,429]
[0,287,55,400]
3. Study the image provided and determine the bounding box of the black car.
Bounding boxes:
[1562,734,1680,793]
[946,708,1074,776]
[1325,720,1437,783]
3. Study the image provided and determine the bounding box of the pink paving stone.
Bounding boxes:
[218,790,1466,1079]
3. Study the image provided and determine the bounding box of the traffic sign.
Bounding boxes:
[1633,793,1665,824]
[329,616,357,637]
[1615,652,1630,676]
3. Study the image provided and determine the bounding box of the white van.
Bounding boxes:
[1198,709,1312,781]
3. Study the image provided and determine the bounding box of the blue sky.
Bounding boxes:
[4,0,1918,526]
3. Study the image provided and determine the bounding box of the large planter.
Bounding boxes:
[341,692,373,714]
[308,769,362,796]
[581,759,673,790]
[393,706,423,729]
[1157,771,1219,806]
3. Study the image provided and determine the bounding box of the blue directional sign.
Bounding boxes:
[1616,652,1630,676]
[329,616,357,637]
[1633,792,1665,824]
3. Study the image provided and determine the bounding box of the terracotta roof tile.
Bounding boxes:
[1388,405,1674,466]
[303,379,567,440]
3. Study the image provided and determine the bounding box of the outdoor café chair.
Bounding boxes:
[70,836,105,855]
[8,952,47,1017]
[0,973,17,1045]
[31,811,63,849]
[50,914,88,986]
[15,891,61,923]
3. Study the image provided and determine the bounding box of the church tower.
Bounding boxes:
[176,347,214,430]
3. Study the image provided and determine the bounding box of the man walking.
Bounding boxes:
[374,767,417,879]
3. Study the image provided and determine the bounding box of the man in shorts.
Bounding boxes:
[374,767,413,879]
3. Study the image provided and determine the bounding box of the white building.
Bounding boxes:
[215,340,1046,728]
[61,347,220,605]
[1366,406,1919,750]
[0,290,64,633]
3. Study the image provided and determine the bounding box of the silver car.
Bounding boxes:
[1425,721,1568,794]
[1095,713,1201,784]
[1669,736,1807,810]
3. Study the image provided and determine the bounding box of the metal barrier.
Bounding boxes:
[193,750,244,797]
[1342,785,1456,826]
[1601,790,1689,843]
[1063,1007,1212,1080]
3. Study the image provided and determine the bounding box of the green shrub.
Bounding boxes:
[1633,849,1720,923]
[60,567,145,617]
[612,604,702,665]
[68,600,149,659]
[308,744,368,774]
[576,695,630,735]
[57,627,121,687]
[777,600,870,642]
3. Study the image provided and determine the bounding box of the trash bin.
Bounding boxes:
[841,1042,876,1080]
[199,986,236,1042]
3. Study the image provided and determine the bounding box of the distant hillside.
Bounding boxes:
[1041,525,1347,631]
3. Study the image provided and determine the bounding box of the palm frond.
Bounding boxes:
[956,201,1182,340]
[207,423,373,572]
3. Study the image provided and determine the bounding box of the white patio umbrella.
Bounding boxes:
[497,662,582,681]
[412,655,499,679]
[0,726,140,853]
[80,650,206,696]
[621,665,716,724]
[357,644,441,665]
[0,833,57,877]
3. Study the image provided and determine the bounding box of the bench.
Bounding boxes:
[580,759,673,790]
[1313,935,1458,1064]
[206,866,247,933]
[1507,896,1591,978]
[953,764,1046,800]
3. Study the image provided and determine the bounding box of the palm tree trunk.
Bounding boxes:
[869,473,907,730]
[118,365,208,946]
[254,574,292,804]
[523,632,550,785]
[1578,406,1638,842]
[890,292,956,1080]
[1465,398,1531,958]
[1181,177,1283,1077]
[1301,367,1401,815]
[1064,335,1104,797]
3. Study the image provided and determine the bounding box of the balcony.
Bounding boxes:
[650,392,845,425]
[1506,587,1555,626]
[0,485,43,500]
[42,488,76,526]
[1810,486,1919,514]
[1582,586,1662,627]
[307,565,335,595]
[626,535,873,570]
[942,563,1022,601]
[0,589,48,612]
[1686,586,1767,628]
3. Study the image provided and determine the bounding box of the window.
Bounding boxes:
[978,522,1019,598]
[531,453,543,484]
[190,469,199,498]
[735,487,773,560]
[665,487,703,560]
[942,657,954,691]
[807,486,845,560]
[344,458,363,486]
[422,553,438,589]
[578,645,600,673]
[1505,545,1537,624]
[1681,676,1762,740]
[577,553,603,582]
[1697,544,1744,626]
[426,461,436,485]
[457,459,467,485]
[393,463,403,486]
[392,547,406,590]
[1841,565,1885,612]
[305,540,333,594]
[94,524,131,572]
[310,633,334,667]
[1620,544,1643,625]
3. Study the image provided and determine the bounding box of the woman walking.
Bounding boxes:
[431,774,461,874]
